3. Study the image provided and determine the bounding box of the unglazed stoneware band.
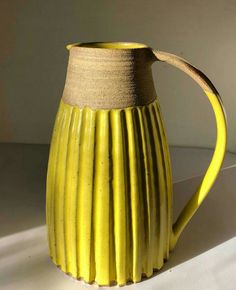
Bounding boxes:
[152,49,227,248]
[63,43,157,109]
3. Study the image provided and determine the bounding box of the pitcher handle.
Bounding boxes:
[151,49,227,249]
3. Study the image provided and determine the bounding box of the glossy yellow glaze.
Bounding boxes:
[66,41,148,50]
[47,91,227,285]
[170,90,227,248]
[46,99,172,285]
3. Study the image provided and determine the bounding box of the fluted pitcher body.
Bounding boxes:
[46,42,227,286]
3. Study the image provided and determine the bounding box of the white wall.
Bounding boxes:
[0,0,235,152]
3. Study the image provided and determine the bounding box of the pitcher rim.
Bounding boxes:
[66,41,149,51]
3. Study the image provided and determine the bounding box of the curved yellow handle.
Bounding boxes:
[152,50,227,249]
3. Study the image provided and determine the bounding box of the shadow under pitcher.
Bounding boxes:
[46,42,227,286]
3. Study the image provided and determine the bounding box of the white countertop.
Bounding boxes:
[0,144,236,290]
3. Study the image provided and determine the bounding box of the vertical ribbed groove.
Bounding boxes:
[133,108,148,277]
[153,103,172,259]
[149,104,166,269]
[156,104,173,237]
[125,108,142,282]
[152,102,168,262]
[46,101,64,260]
[121,110,132,281]
[111,110,127,285]
[54,103,73,271]
[63,105,74,272]
[93,110,110,285]
[53,106,66,266]
[89,109,96,282]
[64,107,82,276]
[46,99,172,286]
[144,106,160,269]
[77,108,96,281]
[108,111,116,283]
[137,106,155,277]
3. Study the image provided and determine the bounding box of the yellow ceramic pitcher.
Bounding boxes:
[46,42,227,286]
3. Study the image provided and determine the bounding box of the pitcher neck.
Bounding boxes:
[62,42,157,110]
